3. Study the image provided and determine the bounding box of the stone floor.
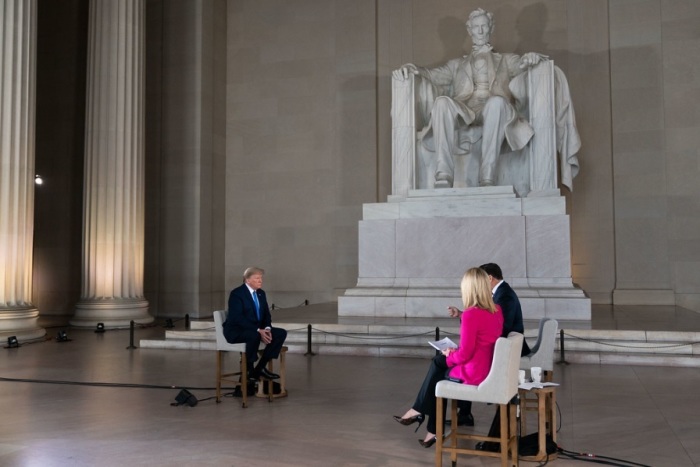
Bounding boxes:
[1,310,699,466]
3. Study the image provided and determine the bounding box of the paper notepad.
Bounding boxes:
[428,337,457,351]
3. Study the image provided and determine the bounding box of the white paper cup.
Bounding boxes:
[531,366,542,383]
[518,369,526,384]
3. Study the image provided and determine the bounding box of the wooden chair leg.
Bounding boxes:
[435,396,443,467]
[449,400,458,466]
[240,353,248,408]
[278,348,287,395]
[508,402,518,467]
[549,388,557,443]
[266,360,274,402]
[499,403,509,467]
[519,389,528,431]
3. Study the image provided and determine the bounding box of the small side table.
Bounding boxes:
[518,385,557,461]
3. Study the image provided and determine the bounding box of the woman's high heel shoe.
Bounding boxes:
[392,414,425,432]
[418,436,437,448]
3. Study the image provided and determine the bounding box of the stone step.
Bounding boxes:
[143,322,461,354]
[556,351,700,368]
[553,329,700,366]
[139,320,700,367]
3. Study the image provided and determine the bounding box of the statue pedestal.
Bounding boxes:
[339,186,590,321]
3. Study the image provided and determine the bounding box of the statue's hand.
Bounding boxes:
[519,52,549,69]
[392,63,419,81]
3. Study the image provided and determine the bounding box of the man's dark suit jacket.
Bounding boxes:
[223,283,271,343]
[493,281,531,356]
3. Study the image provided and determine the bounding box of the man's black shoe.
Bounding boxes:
[475,441,500,452]
[247,371,260,382]
[259,368,280,380]
[457,412,474,426]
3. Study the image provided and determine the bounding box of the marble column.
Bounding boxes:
[0,0,44,342]
[72,0,153,328]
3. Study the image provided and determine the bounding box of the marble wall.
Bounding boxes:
[144,0,228,317]
[609,0,700,311]
[224,0,378,306]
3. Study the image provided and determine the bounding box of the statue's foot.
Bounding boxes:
[479,179,494,187]
[435,172,453,189]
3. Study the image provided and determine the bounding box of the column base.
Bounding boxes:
[0,306,45,343]
[71,298,153,328]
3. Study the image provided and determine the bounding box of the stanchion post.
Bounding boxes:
[185,314,190,330]
[557,329,569,365]
[126,320,137,349]
[304,324,316,356]
[435,327,440,356]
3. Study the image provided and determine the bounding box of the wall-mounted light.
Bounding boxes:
[34,174,43,185]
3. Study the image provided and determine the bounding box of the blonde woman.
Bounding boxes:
[393,267,504,447]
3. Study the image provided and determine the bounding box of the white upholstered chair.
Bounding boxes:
[520,318,558,381]
[435,332,524,467]
[212,310,249,408]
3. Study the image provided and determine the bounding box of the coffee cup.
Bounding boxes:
[531,366,542,383]
[518,369,526,384]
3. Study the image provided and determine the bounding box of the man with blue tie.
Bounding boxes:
[224,267,287,381]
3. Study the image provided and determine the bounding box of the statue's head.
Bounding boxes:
[466,8,494,46]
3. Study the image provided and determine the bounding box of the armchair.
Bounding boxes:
[435,332,524,467]
[520,318,559,381]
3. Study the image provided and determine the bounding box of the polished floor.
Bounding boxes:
[2,316,700,467]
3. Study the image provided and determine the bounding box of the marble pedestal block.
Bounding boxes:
[339,187,590,321]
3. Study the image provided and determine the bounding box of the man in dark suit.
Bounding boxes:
[449,263,531,426]
[481,263,531,356]
[223,267,287,381]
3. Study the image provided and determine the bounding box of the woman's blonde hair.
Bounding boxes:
[460,267,497,313]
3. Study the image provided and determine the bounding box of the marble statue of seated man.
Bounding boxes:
[392,7,578,190]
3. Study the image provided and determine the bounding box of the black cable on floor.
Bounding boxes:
[0,375,258,407]
[556,447,652,467]
[0,375,234,392]
[518,397,650,467]
[556,400,562,432]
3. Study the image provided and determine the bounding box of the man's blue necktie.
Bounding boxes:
[252,291,260,320]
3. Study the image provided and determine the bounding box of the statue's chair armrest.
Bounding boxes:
[391,74,417,196]
[510,59,559,193]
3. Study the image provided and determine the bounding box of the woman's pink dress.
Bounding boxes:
[445,305,504,385]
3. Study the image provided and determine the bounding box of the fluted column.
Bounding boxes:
[0,0,44,342]
[72,0,152,328]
